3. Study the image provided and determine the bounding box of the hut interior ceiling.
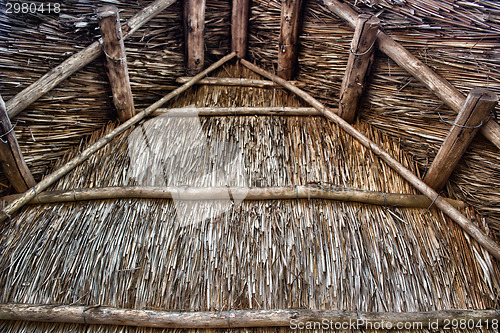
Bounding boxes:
[1,69,499,331]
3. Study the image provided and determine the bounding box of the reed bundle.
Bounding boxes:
[0,65,498,332]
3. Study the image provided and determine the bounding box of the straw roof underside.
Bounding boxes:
[0,0,499,240]
[1,67,499,332]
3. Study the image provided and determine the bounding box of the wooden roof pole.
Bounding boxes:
[231,0,250,58]
[424,89,497,191]
[240,58,500,261]
[97,5,136,123]
[175,76,306,87]
[5,0,178,119]
[0,52,236,225]
[183,0,206,75]
[322,0,500,150]
[339,14,379,123]
[277,0,303,80]
[0,96,35,193]
[1,304,499,329]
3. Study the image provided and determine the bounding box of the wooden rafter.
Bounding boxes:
[183,0,206,75]
[278,0,303,79]
[97,5,135,123]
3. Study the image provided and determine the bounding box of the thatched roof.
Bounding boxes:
[0,0,499,331]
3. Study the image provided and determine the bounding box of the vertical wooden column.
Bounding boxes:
[231,0,250,59]
[338,14,379,123]
[424,88,498,191]
[0,95,35,193]
[277,0,303,80]
[97,5,135,123]
[184,0,206,74]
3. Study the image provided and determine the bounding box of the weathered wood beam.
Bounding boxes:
[1,304,499,329]
[2,185,466,209]
[278,0,304,79]
[97,5,135,123]
[424,88,497,191]
[339,14,379,123]
[240,58,500,261]
[322,0,500,150]
[0,96,35,193]
[231,0,251,58]
[0,52,236,224]
[183,0,206,75]
[152,106,320,116]
[5,0,178,119]
[175,76,306,87]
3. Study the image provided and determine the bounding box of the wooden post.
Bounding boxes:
[5,0,177,119]
[339,14,379,123]
[240,58,500,261]
[0,304,499,329]
[277,0,303,80]
[0,95,35,193]
[322,0,500,150]
[231,0,250,58]
[97,5,135,123]
[183,0,206,75]
[424,88,497,191]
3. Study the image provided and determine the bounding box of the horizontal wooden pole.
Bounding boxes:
[175,77,306,88]
[240,58,500,261]
[5,0,177,119]
[151,106,321,117]
[0,52,237,224]
[98,5,136,123]
[0,304,498,329]
[1,185,466,209]
[322,0,500,150]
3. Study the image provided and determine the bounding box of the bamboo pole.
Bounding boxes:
[322,0,500,150]
[97,5,135,123]
[424,88,498,191]
[1,185,466,209]
[175,77,306,88]
[0,96,35,193]
[0,304,498,329]
[339,14,379,123]
[0,52,236,224]
[151,106,321,116]
[278,0,303,80]
[183,0,206,75]
[231,0,251,58]
[5,0,178,119]
[240,58,500,261]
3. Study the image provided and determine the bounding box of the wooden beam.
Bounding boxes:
[240,58,500,261]
[5,0,178,119]
[339,14,379,123]
[0,96,35,193]
[0,52,236,224]
[183,0,206,75]
[424,88,497,191]
[231,0,250,58]
[97,5,135,123]
[322,0,500,150]
[175,76,306,87]
[152,106,320,116]
[0,304,499,329]
[2,185,466,209]
[278,0,304,80]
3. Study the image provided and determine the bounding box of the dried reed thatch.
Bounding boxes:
[1,0,499,240]
[1,66,499,332]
